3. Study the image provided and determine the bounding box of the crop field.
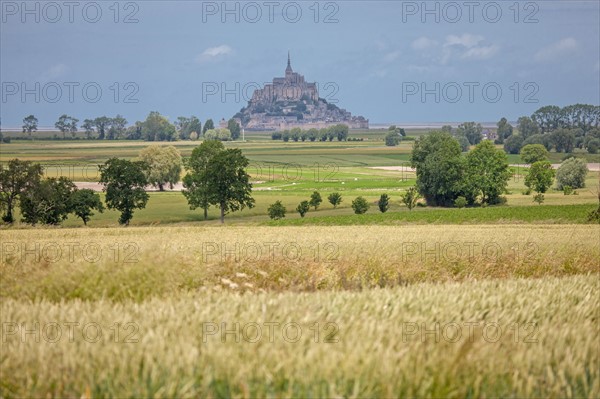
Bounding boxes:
[1,137,599,398]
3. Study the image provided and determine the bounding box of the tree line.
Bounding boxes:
[14,113,242,142]
[271,124,349,142]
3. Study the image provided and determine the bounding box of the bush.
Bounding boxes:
[328,192,342,208]
[267,200,286,220]
[586,138,599,154]
[377,194,390,213]
[271,132,282,140]
[533,193,545,205]
[296,201,309,217]
[454,196,467,208]
[555,158,588,190]
[520,144,548,164]
[384,132,401,146]
[351,196,369,214]
[401,187,421,210]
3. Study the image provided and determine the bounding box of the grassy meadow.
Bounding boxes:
[1,134,599,397]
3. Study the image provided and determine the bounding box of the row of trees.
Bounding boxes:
[499,104,600,154]
[18,114,241,142]
[271,124,349,142]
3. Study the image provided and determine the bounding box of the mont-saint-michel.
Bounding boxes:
[233,53,368,131]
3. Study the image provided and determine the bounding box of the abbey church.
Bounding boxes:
[233,53,369,130]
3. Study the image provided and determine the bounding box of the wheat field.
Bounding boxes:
[1,224,599,397]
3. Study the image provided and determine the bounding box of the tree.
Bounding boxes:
[309,191,322,210]
[20,177,76,225]
[463,141,511,205]
[138,145,182,191]
[107,115,127,140]
[176,116,201,140]
[227,119,241,140]
[141,111,176,141]
[525,161,555,195]
[202,119,214,135]
[587,138,599,154]
[520,144,549,164]
[401,187,421,210]
[532,105,562,133]
[93,116,111,140]
[296,200,310,217]
[495,117,513,144]
[378,193,390,213]
[82,119,95,139]
[99,158,149,226]
[328,192,342,208]
[0,159,43,223]
[457,122,483,145]
[308,128,318,142]
[351,196,369,214]
[69,188,104,225]
[55,114,79,139]
[504,134,524,154]
[517,116,540,139]
[204,148,255,223]
[555,158,588,190]
[333,124,349,141]
[268,200,286,220]
[551,129,575,153]
[410,131,464,206]
[385,131,401,146]
[523,134,553,151]
[182,140,224,220]
[22,115,38,138]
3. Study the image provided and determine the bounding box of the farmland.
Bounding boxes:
[1,135,599,398]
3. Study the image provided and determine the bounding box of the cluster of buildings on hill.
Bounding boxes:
[231,53,368,131]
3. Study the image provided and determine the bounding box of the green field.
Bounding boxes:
[1,136,599,398]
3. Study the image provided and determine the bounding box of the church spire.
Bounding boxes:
[286,51,292,74]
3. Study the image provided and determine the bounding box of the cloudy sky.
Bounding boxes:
[1,1,599,127]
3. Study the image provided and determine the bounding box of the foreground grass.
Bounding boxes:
[1,275,598,398]
[1,225,598,301]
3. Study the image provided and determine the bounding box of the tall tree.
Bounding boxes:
[138,145,182,191]
[93,116,111,140]
[82,119,96,139]
[22,115,38,139]
[516,116,540,139]
[202,119,215,135]
[410,131,464,207]
[141,112,176,141]
[55,114,79,139]
[107,115,127,140]
[457,122,483,145]
[204,148,255,223]
[0,159,44,223]
[20,177,76,225]
[99,158,149,225]
[463,141,511,205]
[182,140,225,220]
[496,117,513,144]
[532,105,563,133]
[227,119,241,140]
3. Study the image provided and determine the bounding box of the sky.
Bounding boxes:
[1,0,599,128]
